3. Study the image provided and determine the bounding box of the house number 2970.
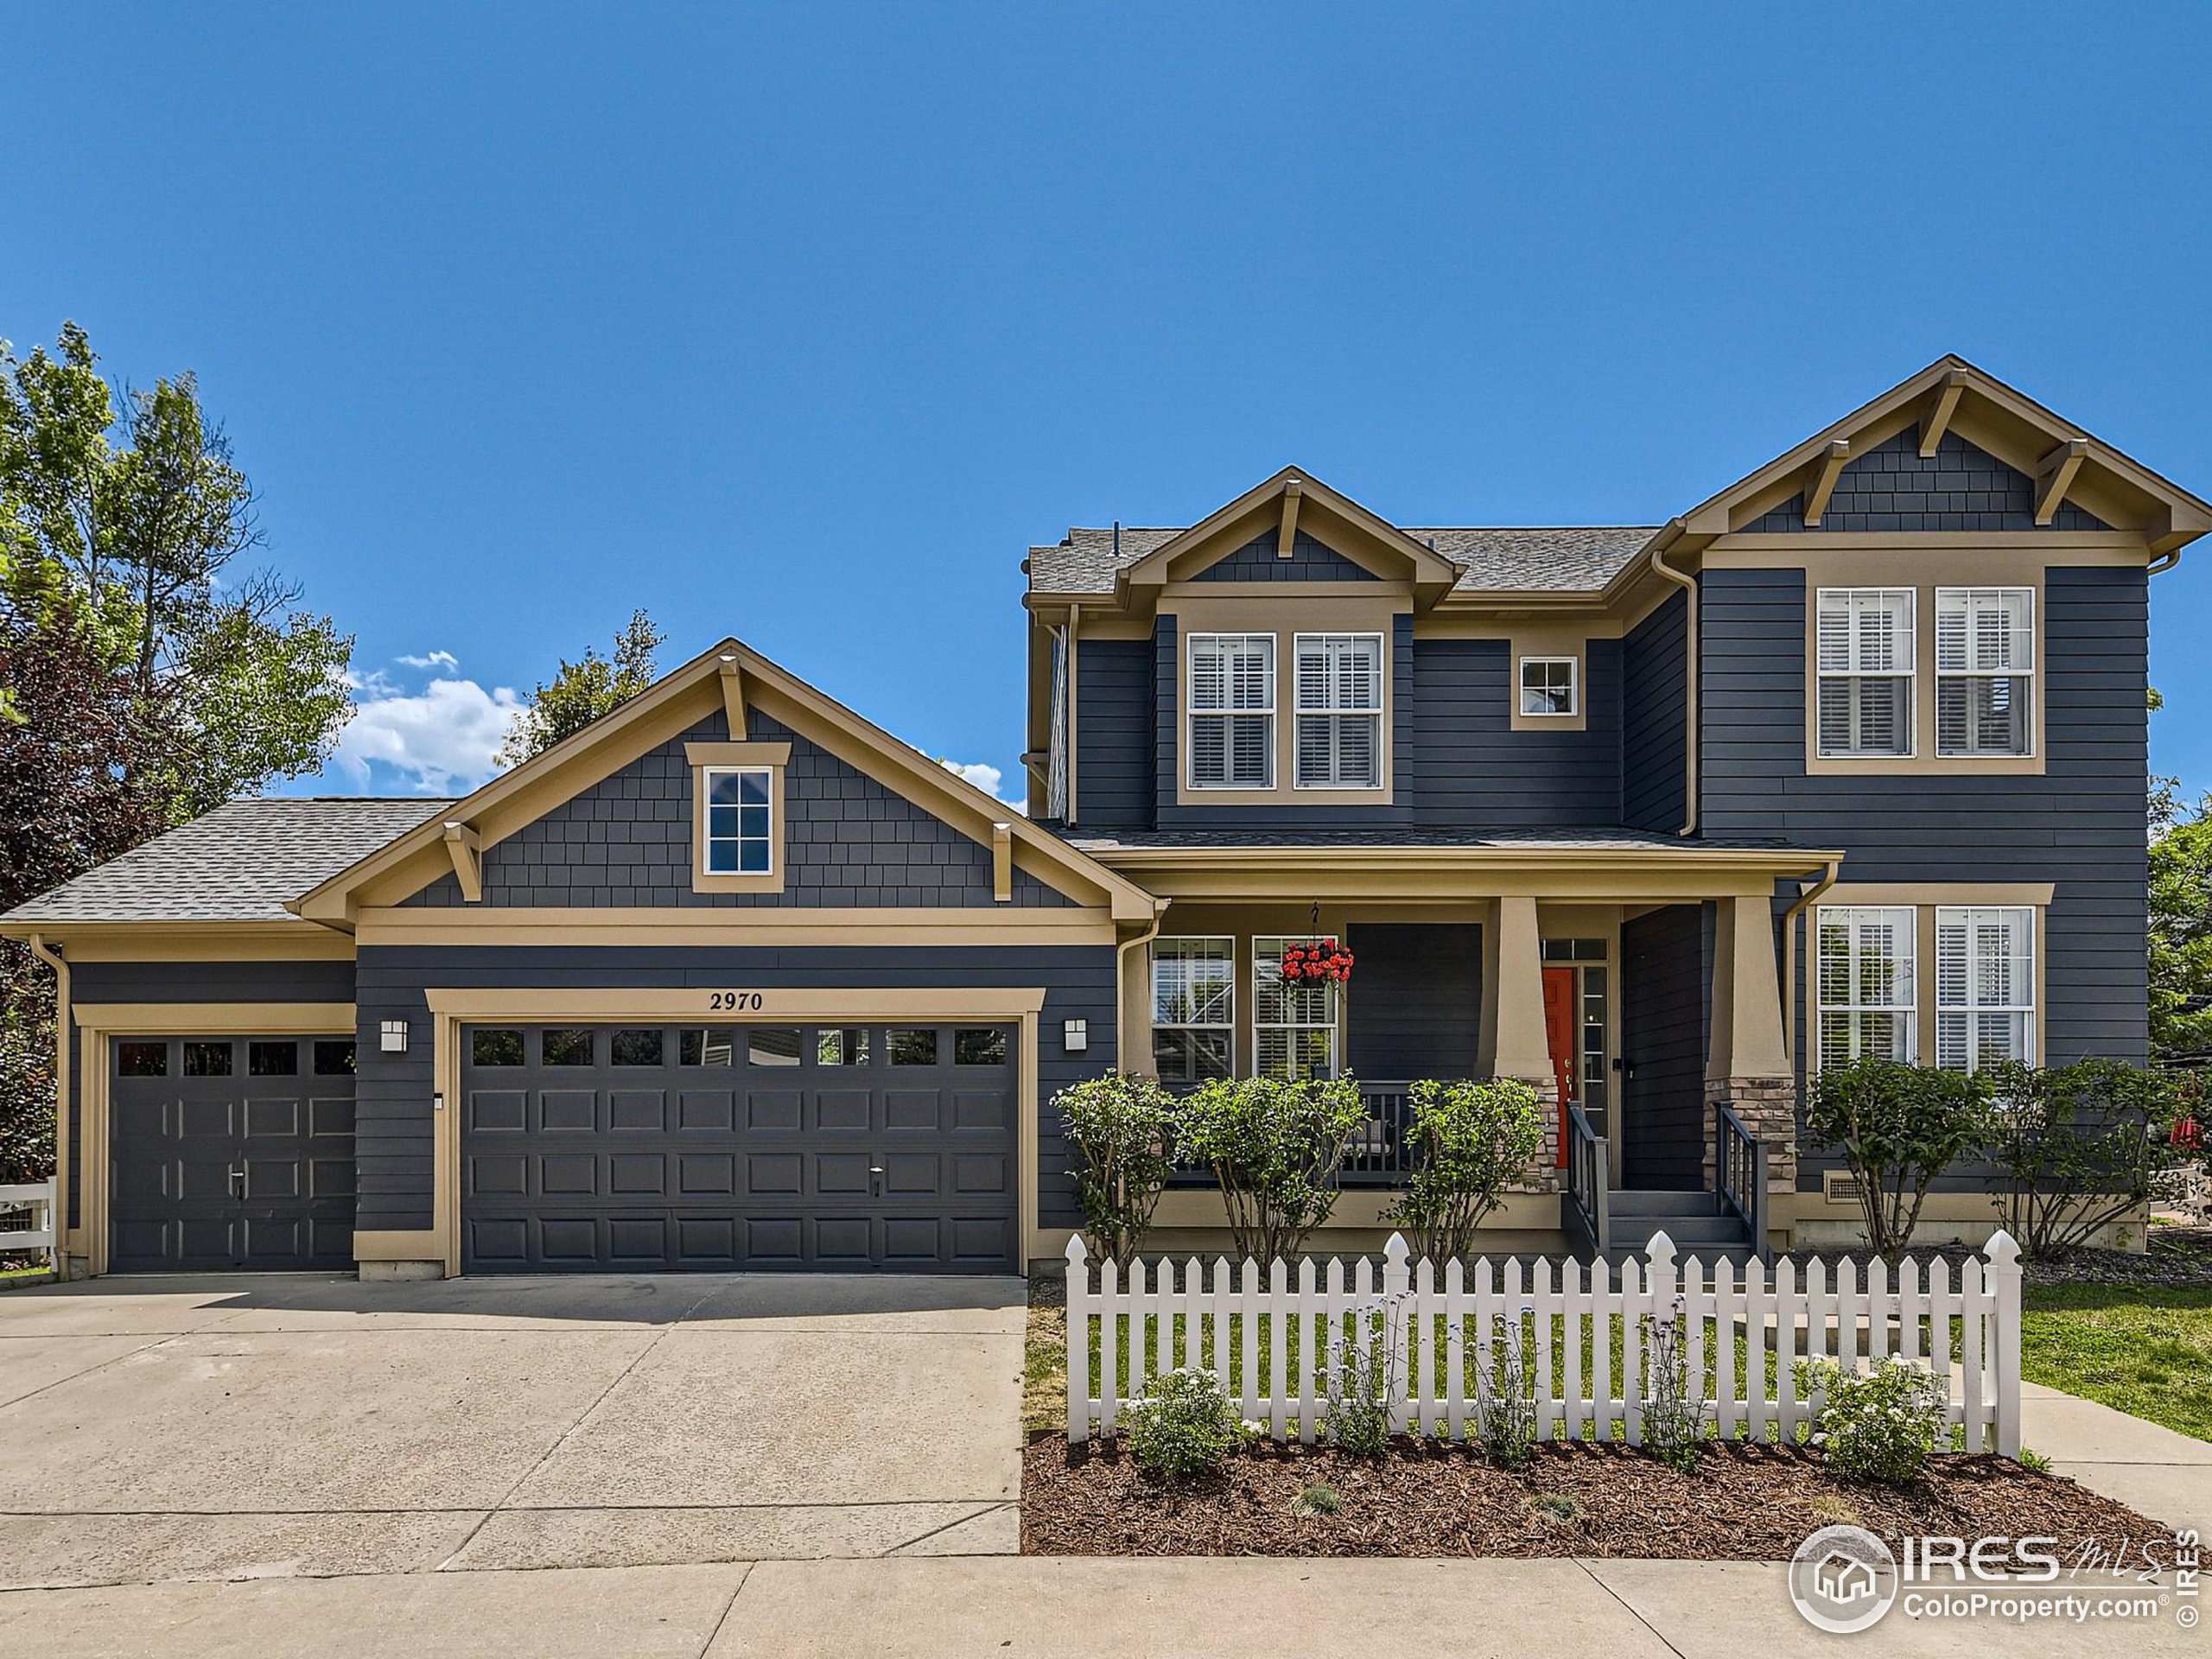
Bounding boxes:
[708,992,764,1012]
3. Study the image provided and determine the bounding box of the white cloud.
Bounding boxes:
[942,759,1027,817]
[334,675,524,795]
[397,649,460,671]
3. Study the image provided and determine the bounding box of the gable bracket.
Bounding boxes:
[1276,480,1303,559]
[442,823,484,905]
[992,822,1014,903]
[1802,441,1852,527]
[718,657,748,741]
[1918,369,1968,457]
[2034,439,2088,526]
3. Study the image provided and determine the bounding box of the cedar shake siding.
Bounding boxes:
[1192,528,1381,582]
[1745,427,2110,534]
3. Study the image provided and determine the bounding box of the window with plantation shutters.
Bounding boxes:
[1936,906,2034,1071]
[1152,937,1234,1084]
[1253,936,1338,1079]
[1293,633,1382,788]
[1936,588,2033,756]
[1815,906,1917,1067]
[1187,633,1274,788]
[1816,589,1915,757]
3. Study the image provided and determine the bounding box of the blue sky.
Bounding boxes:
[7,4,2211,808]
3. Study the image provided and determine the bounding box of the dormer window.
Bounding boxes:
[1518,656,1579,718]
[1294,633,1382,788]
[1188,632,1274,789]
[703,766,774,874]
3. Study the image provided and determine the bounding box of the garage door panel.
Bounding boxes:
[245,1097,300,1138]
[115,1097,168,1140]
[313,1156,358,1198]
[471,1090,528,1133]
[460,1021,1016,1273]
[181,1099,235,1140]
[470,1154,530,1196]
[245,1158,300,1200]
[311,1096,356,1138]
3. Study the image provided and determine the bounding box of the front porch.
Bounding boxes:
[1092,836,1839,1258]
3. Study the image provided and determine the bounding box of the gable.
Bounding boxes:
[403,708,1071,910]
[1191,528,1381,583]
[1745,428,2109,534]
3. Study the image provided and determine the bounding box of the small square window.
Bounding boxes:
[1520,657,1578,716]
[679,1027,734,1067]
[817,1027,870,1066]
[542,1027,594,1067]
[249,1040,299,1077]
[704,766,775,875]
[118,1040,168,1077]
[611,1028,664,1067]
[747,1027,803,1067]
[954,1028,1007,1066]
[183,1041,233,1077]
[313,1040,357,1076]
[472,1028,525,1067]
[888,1028,938,1066]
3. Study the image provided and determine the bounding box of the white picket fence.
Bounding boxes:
[0,1180,57,1255]
[1065,1230,2023,1457]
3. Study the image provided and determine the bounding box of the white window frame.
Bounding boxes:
[1518,654,1580,718]
[701,765,776,877]
[1936,587,2036,758]
[1936,906,2037,1073]
[1292,632,1383,790]
[1816,588,1916,759]
[1151,937,1235,1084]
[1186,632,1275,790]
[1815,905,1918,1070]
[1252,935,1339,1080]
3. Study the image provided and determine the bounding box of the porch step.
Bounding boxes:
[1607,1188,1724,1218]
[1607,1211,1751,1249]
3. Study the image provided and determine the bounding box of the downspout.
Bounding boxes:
[1114,901,1169,1077]
[1778,859,1842,1065]
[1648,524,1699,837]
[2148,547,2183,577]
[26,934,68,1271]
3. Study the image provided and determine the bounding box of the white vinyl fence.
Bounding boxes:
[1065,1230,2023,1457]
[0,1180,58,1255]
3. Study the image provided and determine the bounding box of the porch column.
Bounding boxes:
[1491,894,1554,1082]
[1715,893,1790,1080]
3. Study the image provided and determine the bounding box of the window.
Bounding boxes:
[1254,936,1338,1080]
[889,1028,938,1065]
[118,1040,167,1077]
[542,1027,593,1067]
[1188,632,1274,788]
[679,1028,734,1067]
[747,1028,803,1067]
[312,1039,356,1076]
[817,1027,870,1066]
[955,1028,1007,1066]
[1294,633,1382,788]
[1937,588,2033,756]
[1519,656,1578,717]
[471,1028,524,1067]
[248,1041,298,1077]
[1937,906,2035,1071]
[1815,906,1917,1066]
[611,1028,664,1067]
[184,1041,233,1077]
[1817,589,1915,757]
[702,766,774,874]
[1153,937,1234,1084]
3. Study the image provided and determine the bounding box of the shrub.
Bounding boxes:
[1122,1367,1248,1479]
[1322,1299,1400,1458]
[1980,1058,2185,1262]
[1181,1074,1365,1264]
[1382,1078,1547,1262]
[1473,1312,1538,1467]
[1800,1356,1949,1486]
[1054,1071,1178,1262]
[1295,1482,1344,1516]
[1804,1059,1992,1264]
[1639,1301,1701,1473]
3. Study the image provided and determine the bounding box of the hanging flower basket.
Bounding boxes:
[2172,1113,2203,1153]
[1279,937,1354,987]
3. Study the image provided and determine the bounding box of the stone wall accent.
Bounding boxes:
[1704,1077,1799,1194]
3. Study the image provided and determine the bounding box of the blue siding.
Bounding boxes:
[1192,528,1379,582]
[1410,639,1621,827]
[1154,613,1177,810]
[1747,428,2107,533]
[1624,589,1688,833]
[1071,639,1153,830]
[1344,923,1482,1077]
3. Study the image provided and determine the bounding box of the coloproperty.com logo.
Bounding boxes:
[1787,1524,2199,1634]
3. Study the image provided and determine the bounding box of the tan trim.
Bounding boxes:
[354,906,1118,947]
[1417,609,1628,640]
[11,924,358,963]
[71,1001,355,1278]
[1809,899,2044,1072]
[682,741,793,766]
[1780,858,1841,1061]
[1082,845,1840,904]
[1805,575,2046,778]
[1918,369,1967,457]
[1801,441,1852,527]
[1159,580,1406,601]
[992,823,1014,903]
[1276,480,1301,558]
[1702,531,2151,560]
[1821,882,2055,907]
[2034,440,2088,527]
[690,754,786,894]
[1500,622,1592,733]
[442,823,483,904]
[717,657,747,735]
[423,987,1048,1275]
[351,1229,444,1263]
[1492,894,1549,1081]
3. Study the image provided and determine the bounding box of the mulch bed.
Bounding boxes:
[1020,1437,2170,1560]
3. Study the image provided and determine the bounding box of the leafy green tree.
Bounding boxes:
[1180,1075,1365,1264]
[1980,1058,2183,1261]
[2150,779,2212,1063]
[1804,1058,1992,1264]
[1054,1071,1179,1262]
[498,608,665,766]
[1381,1077,1547,1262]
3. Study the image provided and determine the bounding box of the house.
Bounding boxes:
[3,356,2201,1278]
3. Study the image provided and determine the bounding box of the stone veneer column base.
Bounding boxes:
[1703,1077,1799,1194]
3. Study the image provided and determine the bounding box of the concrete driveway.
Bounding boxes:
[0,1272,1025,1590]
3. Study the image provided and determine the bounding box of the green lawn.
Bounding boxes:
[2021,1284,2212,1445]
[0,1264,54,1290]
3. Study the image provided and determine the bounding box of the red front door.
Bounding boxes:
[1541,966,1579,1166]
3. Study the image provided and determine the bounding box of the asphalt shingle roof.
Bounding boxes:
[3,798,454,925]
[1026,525,1657,596]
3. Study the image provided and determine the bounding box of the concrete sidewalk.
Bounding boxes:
[2021,1380,2212,1537]
[2,1557,2200,1659]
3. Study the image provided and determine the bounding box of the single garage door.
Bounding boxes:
[460,1020,1018,1273]
[110,1035,359,1271]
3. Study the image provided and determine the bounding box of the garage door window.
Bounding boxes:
[185,1041,232,1077]
[543,1027,593,1066]
[679,1027,735,1066]
[612,1028,664,1066]
[889,1028,938,1065]
[955,1028,1007,1065]
[249,1040,298,1076]
[314,1040,357,1075]
[817,1027,870,1065]
[118,1040,167,1077]
[473,1028,524,1067]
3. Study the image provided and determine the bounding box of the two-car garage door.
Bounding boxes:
[460,1020,1018,1273]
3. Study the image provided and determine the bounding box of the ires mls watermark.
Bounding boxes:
[1787,1523,2200,1634]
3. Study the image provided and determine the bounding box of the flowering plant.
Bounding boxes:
[1279,937,1354,987]
[1798,1355,1949,1485]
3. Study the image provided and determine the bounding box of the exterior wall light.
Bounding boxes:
[1062,1019,1088,1054]
[379,1020,409,1054]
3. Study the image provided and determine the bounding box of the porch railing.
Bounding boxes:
[1563,1105,1610,1258]
[1714,1103,1771,1264]
[1166,1079,1415,1188]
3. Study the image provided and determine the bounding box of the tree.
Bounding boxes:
[1803,1058,1991,1264]
[1381,1077,1547,1262]
[2150,780,2212,1063]
[498,608,665,766]
[1980,1058,2184,1262]
[1054,1071,1179,1262]
[1179,1075,1365,1264]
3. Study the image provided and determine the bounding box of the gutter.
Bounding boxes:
[1778,858,1843,1064]
[1114,900,1170,1075]
[1646,519,1699,837]
[25,934,68,1270]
